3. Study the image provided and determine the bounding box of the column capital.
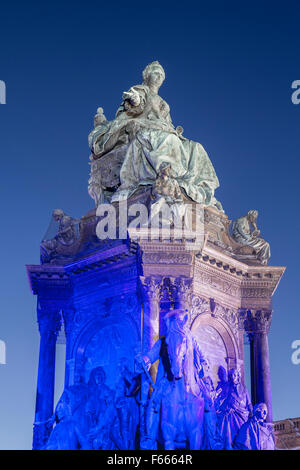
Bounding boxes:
[238,309,272,334]
[167,276,193,304]
[140,276,162,302]
[37,306,62,337]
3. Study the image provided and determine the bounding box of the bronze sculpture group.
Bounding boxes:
[45,309,274,450]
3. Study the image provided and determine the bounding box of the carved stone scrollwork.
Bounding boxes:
[190,295,238,336]
[190,295,209,321]
[142,252,192,265]
[214,304,239,336]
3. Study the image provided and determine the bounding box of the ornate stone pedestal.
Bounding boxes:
[27,205,284,449]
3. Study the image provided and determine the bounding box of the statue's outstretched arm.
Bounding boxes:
[117,85,147,118]
[122,87,141,107]
[145,338,162,364]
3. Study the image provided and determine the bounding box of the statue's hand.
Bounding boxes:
[122,90,140,107]
[135,353,151,373]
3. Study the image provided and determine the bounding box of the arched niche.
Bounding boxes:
[72,315,140,388]
[191,313,239,387]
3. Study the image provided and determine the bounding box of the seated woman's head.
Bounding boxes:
[143,61,165,89]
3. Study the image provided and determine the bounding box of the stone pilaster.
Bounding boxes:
[33,306,61,450]
[240,309,273,422]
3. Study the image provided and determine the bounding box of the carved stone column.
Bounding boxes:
[140,275,162,383]
[139,276,162,445]
[241,309,273,422]
[62,307,76,388]
[33,307,61,449]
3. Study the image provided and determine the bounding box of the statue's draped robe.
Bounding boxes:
[216,382,253,450]
[89,84,220,206]
[45,418,90,450]
[232,216,270,264]
[200,376,223,450]
[233,417,275,450]
[85,382,116,449]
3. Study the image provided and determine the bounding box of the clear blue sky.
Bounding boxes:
[0,0,299,449]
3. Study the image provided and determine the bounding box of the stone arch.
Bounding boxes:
[71,314,140,387]
[191,312,239,386]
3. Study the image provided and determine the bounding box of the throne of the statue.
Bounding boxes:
[26,62,285,451]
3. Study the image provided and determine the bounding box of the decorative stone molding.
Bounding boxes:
[190,294,238,337]
[241,287,270,298]
[194,266,240,297]
[213,304,239,337]
[190,295,209,321]
[142,252,192,265]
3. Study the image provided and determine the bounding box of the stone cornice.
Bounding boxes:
[26,265,69,295]
[199,243,285,283]
[27,236,285,318]
[65,243,132,274]
[26,244,135,294]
